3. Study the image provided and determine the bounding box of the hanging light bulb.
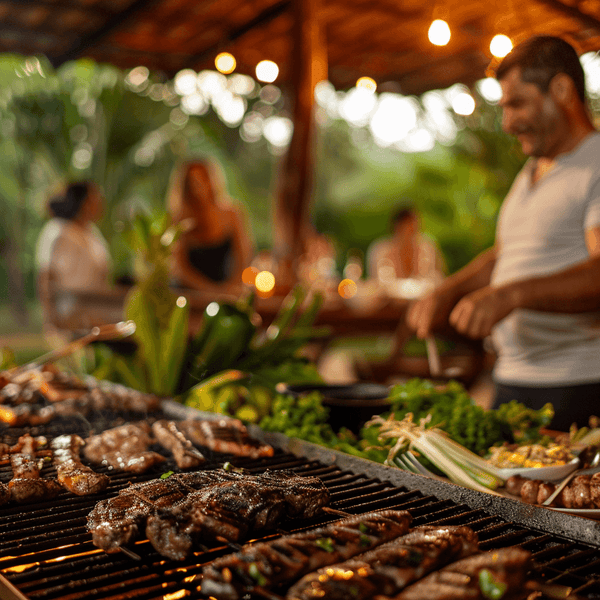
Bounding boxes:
[428,19,451,46]
[256,60,279,83]
[490,34,513,58]
[215,52,236,74]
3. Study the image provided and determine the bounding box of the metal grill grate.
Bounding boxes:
[1,401,600,599]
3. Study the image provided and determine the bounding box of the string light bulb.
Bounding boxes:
[255,60,279,83]
[215,52,236,74]
[428,19,451,46]
[490,34,513,58]
[356,77,377,93]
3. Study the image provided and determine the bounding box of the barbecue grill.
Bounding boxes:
[2,398,600,600]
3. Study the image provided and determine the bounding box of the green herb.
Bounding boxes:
[248,563,266,586]
[359,534,371,547]
[479,569,507,600]
[315,537,335,553]
[358,522,369,533]
[160,471,174,479]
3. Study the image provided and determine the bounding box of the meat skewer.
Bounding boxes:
[180,418,274,458]
[200,509,414,600]
[83,423,166,474]
[389,547,533,600]
[8,434,61,503]
[151,420,205,469]
[51,434,110,496]
[286,525,480,600]
[145,470,330,560]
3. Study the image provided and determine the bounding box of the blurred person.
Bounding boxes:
[406,36,600,430]
[167,159,254,294]
[366,206,446,284]
[36,180,112,326]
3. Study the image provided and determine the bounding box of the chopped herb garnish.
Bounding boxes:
[359,534,371,547]
[223,462,233,471]
[315,537,335,553]
[248,563,266,586]
[358,522,369,533]
[479,569,507,600]
[160,471,174,479]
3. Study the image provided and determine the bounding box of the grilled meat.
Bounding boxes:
[88,469,260,552]
[180,418,274,458]
[151,420,205,469]
[83,423,166,473]
[286,525,480,600]
[390,547,532,600]
[8,434,61,503]
[200,509,413,600]
[0,481,9,505]
[145,470,330,560]
[506,473,600,509]
[51,434,110,496]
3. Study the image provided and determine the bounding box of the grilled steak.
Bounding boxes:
[145,470,330,560]
[391,547,533,600]
[286,525,480,600]
[200,509,413,600]
[83,423,166,473]
[51,434,110,496]
[180,418,274,458]
[151,420,205,469]
[88,469,244,552]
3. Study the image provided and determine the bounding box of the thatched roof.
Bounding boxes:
[3,0,600,95]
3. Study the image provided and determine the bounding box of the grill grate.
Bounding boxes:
[2,403,600,599]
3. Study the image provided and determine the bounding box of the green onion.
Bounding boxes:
[479,568,507,599]
[315,537,335,553]
[366,413,505,495]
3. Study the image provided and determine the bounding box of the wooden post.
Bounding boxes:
[274,0,327,289]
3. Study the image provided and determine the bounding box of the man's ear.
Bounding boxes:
[549,73,575,105]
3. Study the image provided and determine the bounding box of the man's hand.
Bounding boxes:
[406,287,458,339]
[449,285,517,338]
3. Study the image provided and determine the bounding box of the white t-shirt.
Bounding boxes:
[36,218,111,291]
[491,132,600,386]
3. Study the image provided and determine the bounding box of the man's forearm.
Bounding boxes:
[442,246,498,299]
[507,255,600,313]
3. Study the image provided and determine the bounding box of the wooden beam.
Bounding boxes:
[274,0,327,288]
[533,0,600,33]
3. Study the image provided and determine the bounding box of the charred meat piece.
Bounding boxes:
[0,481,9,506]
[287,525,480,600]
[180,418,274,458]
[391,547,533,600]
[88,469,251,552]
[9,434,61,504]
[145,470,330,560]
[151,420,205,469]
[51,434,109,496]
[201,509,413,600]
[83,423,166,474]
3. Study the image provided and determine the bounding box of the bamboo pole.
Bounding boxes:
[274,0,327,289]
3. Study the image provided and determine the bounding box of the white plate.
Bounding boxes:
[546,507,600,519]
[494,457,580,481]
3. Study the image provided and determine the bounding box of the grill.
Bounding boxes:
[2,399,600,600]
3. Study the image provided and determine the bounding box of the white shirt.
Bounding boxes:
[491,133,600,386]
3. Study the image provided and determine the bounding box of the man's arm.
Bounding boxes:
[449,226,600,338]
[406,246,498,339]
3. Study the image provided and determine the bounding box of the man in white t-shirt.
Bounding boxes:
[406,36,600,431]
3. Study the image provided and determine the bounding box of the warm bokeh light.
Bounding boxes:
[452,92,475,115]
[428,20,451,46]
[242,266,259,286]
[206,301,220,317]
[490,34,513,58]
[338,278,358,299]
[477,77,503,103]
[176,296,187,308]
[173,69,198,95]
[215,52,236,74]
[255,60,279,83]
[255,270,275,293]
[356,77,377,93]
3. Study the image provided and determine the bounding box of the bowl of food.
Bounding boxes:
[279,382,391,433]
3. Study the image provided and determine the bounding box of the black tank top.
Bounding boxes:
[187,237,234,282]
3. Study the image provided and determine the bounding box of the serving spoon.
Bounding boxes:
[542,447,600,506]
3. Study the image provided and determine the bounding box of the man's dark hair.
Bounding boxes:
[48,181,93,220]
[495,36,586,103]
